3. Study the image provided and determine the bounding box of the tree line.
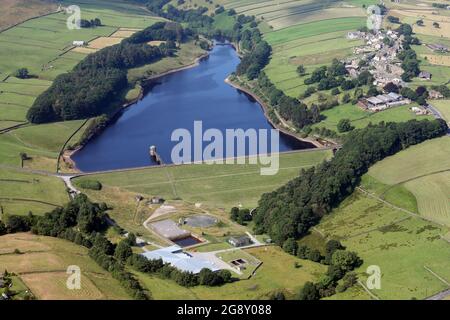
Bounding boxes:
[144,1,321,131]
[0,191,234,296]
[0,195,150,300]
[253,119,448,246]
[254,72,320,129]
[282,239,362,299]
[27,22,188,123]
[128,254,233,287]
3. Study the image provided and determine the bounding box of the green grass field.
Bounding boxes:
[223,0,367,30]
[0,167,69,216]
[73,149,332,210]
[311,103,434,133]
[316,192,450,300]
[262,16,367,114]
[368,137,450,186]
[432,100,450,123]
[0,232,130,300]
[136,246,326,299]
[60,0,164,28]
[0,119,87,170]
[127,41,206,83]
[0,12,111,78]
[0,77,52,130]
[0,0,170,169]
[309,135,450,299]
[264,17,366,46]
[365,136,450,226]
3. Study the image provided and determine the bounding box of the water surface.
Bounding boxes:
[73,45,313,172]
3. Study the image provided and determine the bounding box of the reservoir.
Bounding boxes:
[72,44,315,172]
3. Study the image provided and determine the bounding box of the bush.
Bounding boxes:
[6,215,33,233]
[14,68,29,79]
[0,221,6,235]
[114,240,133,262]
[298,282,319,300]
[331,88,340,95]
[76,180,102,191]
[307,249,322,262]
[337,119,354,133]
[282,238,298,255]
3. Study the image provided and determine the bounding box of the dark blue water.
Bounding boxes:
[173,236,203,248]
[73,45,314,172]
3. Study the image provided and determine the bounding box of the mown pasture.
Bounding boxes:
[264,18,366,104]
[0,12,113,78]
[0,0,57,31]
[0,167,69,216]
[432,100,450,123]
[223,0,367,30]
[365,136,450,227]
[311,103,433,132]
[385,2,450,91]
[0,77,52,130]
[0,233,130,300]
[73,149,332,210]
[0,119,87,170]
[315,191,450,300]
[0,0,167,173]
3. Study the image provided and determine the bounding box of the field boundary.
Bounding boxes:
[0,9,62,34]
[0,197,62,208]
[357,280,380,300]
[356,186,445,227]
[424,266,450,287]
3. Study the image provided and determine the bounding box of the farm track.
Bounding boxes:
[356,186,446,227]
[379,168,450,199]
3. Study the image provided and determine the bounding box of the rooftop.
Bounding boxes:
[150,219,190,240]
[141,245,221,274]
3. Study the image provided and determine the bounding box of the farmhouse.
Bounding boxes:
[347,31,365,40]
[141,245,221,274]
[360,93,409,111]
[411,106,429,115]
[150,196,164,204]
[426,44,449,52]
[429,90,444,99]
[72,40,86,47]
[228,235,253,247]
[350,29,406,88]
[419,71,432,80]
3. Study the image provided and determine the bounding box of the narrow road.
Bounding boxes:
[426,103,450,136]
[426,289,450,300]
[59,175,80,197]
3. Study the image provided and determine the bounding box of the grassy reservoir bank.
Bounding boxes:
[0,1,208,220]
[1,0,450,301]
[225,76,325,147]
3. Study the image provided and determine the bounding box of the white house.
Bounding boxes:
[141,245,221,274]
[72,41,86,47]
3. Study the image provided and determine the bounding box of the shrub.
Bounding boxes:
[337,119,354,133]
[76,179,102,191]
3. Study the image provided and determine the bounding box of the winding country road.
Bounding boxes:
[426,103,450,136]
